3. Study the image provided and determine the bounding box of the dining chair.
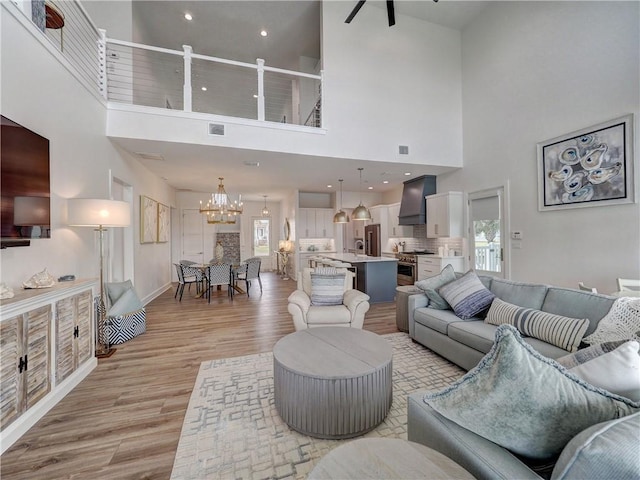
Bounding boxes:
[578,282,597,294]
[617,278,640,292]
[174,263,201,300]
[235,257,262,296]
[204,263,234,303]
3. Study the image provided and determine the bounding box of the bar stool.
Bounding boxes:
[309,256,323,268]
[334,262,357,289]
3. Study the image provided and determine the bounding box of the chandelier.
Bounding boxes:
[262,195,270,217]
[200,177,243,224]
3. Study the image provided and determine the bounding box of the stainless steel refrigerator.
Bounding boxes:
[364,224,381,257]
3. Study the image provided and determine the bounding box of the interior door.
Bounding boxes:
[182,209,204,264]
[468,188,506,278]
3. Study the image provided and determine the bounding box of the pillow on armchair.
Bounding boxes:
[310,271,346,306]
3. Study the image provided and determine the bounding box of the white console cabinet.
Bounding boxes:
[426,192,464,238]
[0,279,97,454]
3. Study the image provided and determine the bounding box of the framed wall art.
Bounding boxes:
[157,202,170,243]
[537,114,634,211]
[140,195,158,243]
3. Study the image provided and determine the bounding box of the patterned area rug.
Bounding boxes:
[171,332,465,480]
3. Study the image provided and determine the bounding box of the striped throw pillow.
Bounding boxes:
[310,273,346,306]
[486,298,590,353]
[438,270,496,319]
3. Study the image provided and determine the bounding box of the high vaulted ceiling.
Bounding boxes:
[111,1,489,200]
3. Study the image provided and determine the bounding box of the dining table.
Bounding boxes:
[190,263,246,298]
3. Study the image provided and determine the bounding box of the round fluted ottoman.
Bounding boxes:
[308,438,475,479]
[273,327,393,439]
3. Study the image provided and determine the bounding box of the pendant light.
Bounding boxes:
[333,179,350,223]
[261,195,270,217]
[352,168,372,221]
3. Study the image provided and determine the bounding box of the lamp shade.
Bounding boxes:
[13,196,50,226]
[333,210,349,223]
[68,199,131,227]
[352,204,372,221]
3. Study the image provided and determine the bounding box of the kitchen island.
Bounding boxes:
[324,253,397,304]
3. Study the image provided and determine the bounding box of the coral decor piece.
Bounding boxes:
[23,268,56,289]
[214,241,224,263]
[0,283,15,299]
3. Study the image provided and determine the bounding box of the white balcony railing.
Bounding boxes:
[474,245,501,272]
[11,0,323,129]
[101,35,324,128]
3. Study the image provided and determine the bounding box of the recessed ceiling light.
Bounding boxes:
[327,184,333,188]
[253,94,258,99]
[184,13,193,21]
[260,30,268,37]
[404,172,411,176]
[201,87,207,91]
[383,180,389,184]
[368,186,373,190]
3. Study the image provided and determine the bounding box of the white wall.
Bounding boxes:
[81,0,132,41]
[106,2,463,170]
[438,1,640,293]
[321,2,463,167]
[1,5,175,302]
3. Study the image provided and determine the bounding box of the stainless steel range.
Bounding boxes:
[396,251,434,286]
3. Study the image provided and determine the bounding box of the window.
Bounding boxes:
[253,218,270,257]
[469,188,505,277]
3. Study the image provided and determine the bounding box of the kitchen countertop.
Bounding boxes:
[324,253,398,263]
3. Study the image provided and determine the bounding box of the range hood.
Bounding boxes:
[398,175,437,225]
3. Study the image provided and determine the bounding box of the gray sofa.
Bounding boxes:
[404,276,636,479]
[406,276,616,371]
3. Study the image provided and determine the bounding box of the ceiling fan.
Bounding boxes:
[345,0,395,26]
[345,0,439,27]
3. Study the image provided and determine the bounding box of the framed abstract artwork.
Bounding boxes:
[157,203,170,243]
[140,195,157,243]
[537,114,634,211]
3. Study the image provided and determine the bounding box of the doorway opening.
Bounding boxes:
[468,187,506,278]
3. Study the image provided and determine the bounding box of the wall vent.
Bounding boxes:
[399,145,409,155]
[135,152,164,161]
[208,123,225,136]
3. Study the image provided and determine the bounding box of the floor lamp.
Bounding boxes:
[68,198,131,358]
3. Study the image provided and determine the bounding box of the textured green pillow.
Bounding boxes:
[105,280,134,304]
[107,287,143,317]
[423,325,640,460]
[414,264,456,310]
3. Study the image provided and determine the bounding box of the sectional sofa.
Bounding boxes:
[406,275,615,370]
[403,274,639,479]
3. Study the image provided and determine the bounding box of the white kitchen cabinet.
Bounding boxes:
[387,203,413,238]
[426,192,464,238]
[369,205,386,225]
[298,208,334,238]
[315,209,334,238]
[416,256,465,281]
[0,279,98,454]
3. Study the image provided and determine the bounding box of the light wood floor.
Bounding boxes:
[1,272,398,479]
